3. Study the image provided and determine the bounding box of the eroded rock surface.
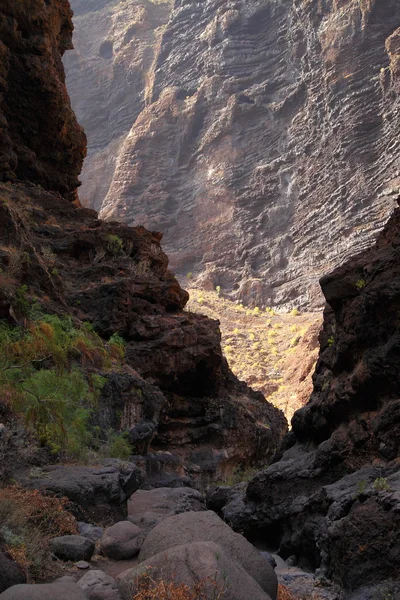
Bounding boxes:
[66,0,400,308]
[216,208,400,594]
[0,0,86,198]
[117,541,273,600]
[139,510,278,599]
[0,0,286,487]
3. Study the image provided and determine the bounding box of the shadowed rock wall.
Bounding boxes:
[212,30,400,594]
[0,0,86,199]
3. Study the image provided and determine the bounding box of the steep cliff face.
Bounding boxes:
[214,34,400,590]
[63,0,171,210]
[65,0,400,308]
[0,0,86,199]
[0,0,286,485]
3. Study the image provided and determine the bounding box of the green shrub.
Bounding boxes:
[107,234,124,256]
[373,477,389,492]
[107,432,132,460]
[0,312,125,457]
[355,279,366,290]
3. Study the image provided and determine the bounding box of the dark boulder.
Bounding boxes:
[0,552,26,594]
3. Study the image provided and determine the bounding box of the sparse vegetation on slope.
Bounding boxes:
[0,485,76,581]
[187,288,321,421]
[0,310,125,458]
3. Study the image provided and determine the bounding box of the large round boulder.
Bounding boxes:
[127,487,205,536]
[0,552,26,593]
[77,570,122,600]
[100,521,144,560]
[117,541,271,600]
[0,582,87,600]
[50,535,95,562]
[138,510,277,599]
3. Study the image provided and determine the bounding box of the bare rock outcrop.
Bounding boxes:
[214,206,400,594]
[0,0,286,485]
[64,0,171,210]
[65,0,400,308]
[0,0,86,199]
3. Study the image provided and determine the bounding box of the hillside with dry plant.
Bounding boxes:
[186,287,322,422]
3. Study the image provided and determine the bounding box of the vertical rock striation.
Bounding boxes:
[64,0,171,210]
[65,0,400,308]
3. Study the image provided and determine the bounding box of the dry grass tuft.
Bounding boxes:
[132,571,225,600]
[186,287,321,421]
[277,584,299,600]
[0,485,77,580]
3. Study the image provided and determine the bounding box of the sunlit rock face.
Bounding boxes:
[64,0,171,211]
[65,0,400,309]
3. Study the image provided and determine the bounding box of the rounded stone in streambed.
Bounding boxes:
[117,541,272,600]
[51,535,95,562]
[0,552,26,594]
[78,521,104,542]
[139,510,277,599]
[100,521,144,560]
[77,570,123,600]
[0,582,87,600]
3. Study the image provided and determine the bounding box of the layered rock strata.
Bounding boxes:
[0,0,286,485]
[66,0,400,308]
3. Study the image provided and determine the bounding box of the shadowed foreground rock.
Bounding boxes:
[139,510,277,599]
[216,209,400,594]
[0,582,87,600]
[117,541,272,600]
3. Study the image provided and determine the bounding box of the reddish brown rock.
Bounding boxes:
[0,0,86,198]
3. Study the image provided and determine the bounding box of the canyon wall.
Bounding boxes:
[0,0,286,485]
[0,0,86,199]
[65,0,400,308]
[212,26,400,594]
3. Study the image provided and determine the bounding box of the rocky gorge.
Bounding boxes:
[0,0,399,599]
[65,0,400,309]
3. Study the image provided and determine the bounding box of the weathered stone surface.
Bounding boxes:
[0,0,86,198]
[51,535,95,562]
[0,553,26,594]
[128,486,205,536]
[0,582,87,600]
[78,522,104,542]
[64,0,170,210]
[100,521,144,560]
[77,570,122,600]
[66,0,400,308]
[118,541,272,600]
[0,0,286,487]
[17,461,142,522]
[139,510,277,599]
[219,207,400,592]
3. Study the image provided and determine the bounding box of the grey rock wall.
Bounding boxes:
[65,0,400,308]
